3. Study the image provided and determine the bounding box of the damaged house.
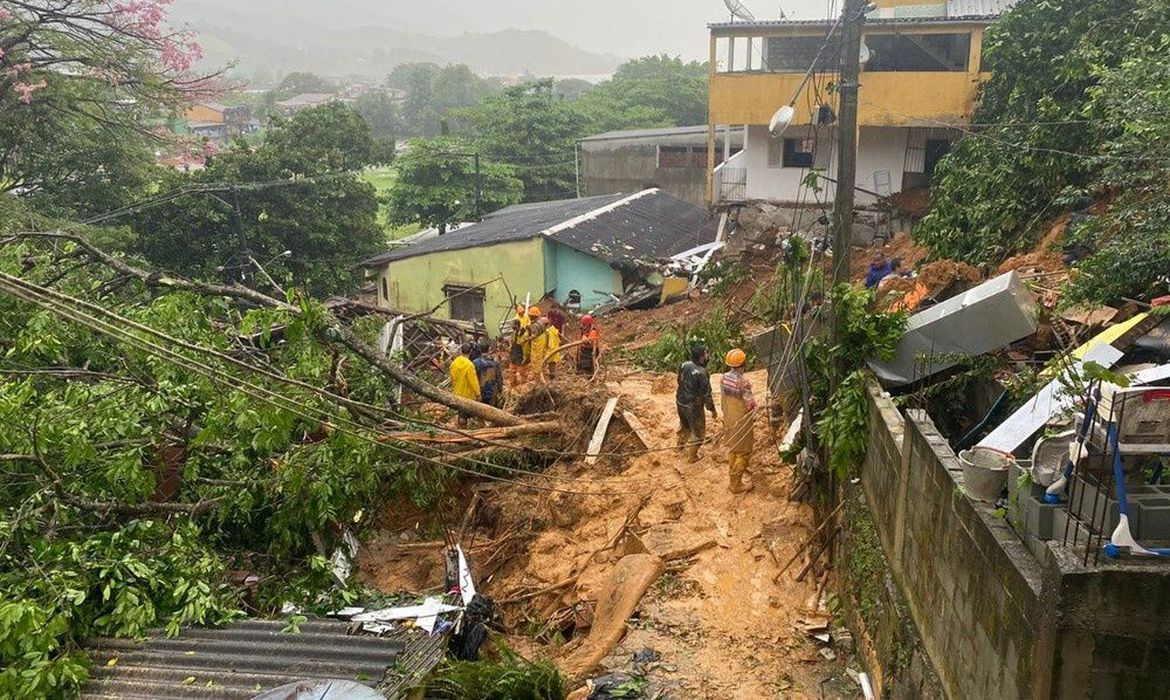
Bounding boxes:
[360,189,718,328]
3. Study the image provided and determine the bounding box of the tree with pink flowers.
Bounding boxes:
[0,1,220,213]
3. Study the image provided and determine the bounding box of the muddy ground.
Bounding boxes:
[360,367,862,698]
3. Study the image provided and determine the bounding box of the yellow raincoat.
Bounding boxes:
[450,355,481,401]
[547,326,562,365]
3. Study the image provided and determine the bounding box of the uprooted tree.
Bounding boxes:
[0,195,547,695]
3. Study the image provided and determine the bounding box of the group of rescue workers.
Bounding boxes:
[449,301,757,494]
[448,303,602,425]
[675,344,758,493]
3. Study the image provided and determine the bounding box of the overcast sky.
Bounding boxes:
[436,0,830,59]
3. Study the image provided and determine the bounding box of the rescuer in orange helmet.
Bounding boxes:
[721,348,757,493]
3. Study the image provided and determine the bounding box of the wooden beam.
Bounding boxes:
[585,398,619,466]
[621,411,653,451]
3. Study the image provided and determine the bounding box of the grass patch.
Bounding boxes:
[361,166,421,241]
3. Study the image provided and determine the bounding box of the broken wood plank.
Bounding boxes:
[585,398,619,466]
[620,410,653,451]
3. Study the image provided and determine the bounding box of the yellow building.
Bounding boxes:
[707,0,1016,209]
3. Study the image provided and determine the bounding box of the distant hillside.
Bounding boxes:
[172,0,623,82]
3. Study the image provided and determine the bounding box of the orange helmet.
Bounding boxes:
[725,348,747,368]
[527,306,542,318]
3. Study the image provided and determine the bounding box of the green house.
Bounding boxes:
[360,189,718,332]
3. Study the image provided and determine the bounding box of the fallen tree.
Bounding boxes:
[0,218,547,695]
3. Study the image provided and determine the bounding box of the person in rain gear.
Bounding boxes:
[545,323,563,379]
[676,345,717,463]
[577,315,602,377]
[529,317,551,376]
[473,340,503,407]
[450,343,481,426]
[507,305,538,385]
[721,348,758,493]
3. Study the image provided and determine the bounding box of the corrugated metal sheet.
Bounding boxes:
[552,192,719,264]
[361,190,718,268]
[946,0,1019,18]
[360,194,626,267]
[81,619,441,700]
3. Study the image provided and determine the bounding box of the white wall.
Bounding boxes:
[741,124,912,206]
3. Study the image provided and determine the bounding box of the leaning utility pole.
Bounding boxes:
[830,0,867,392]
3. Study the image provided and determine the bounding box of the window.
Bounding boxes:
[444,285,485,323]
[381,277,389,301]
[770,137,815,169]
[864,33,971,72]
[766,35,841,72]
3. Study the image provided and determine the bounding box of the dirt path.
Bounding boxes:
[360,368,855,697]
[489,370,849,698]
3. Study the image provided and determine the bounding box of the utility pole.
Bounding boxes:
[830,0,867,392]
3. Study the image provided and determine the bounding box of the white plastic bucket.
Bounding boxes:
[959,447,1014,502]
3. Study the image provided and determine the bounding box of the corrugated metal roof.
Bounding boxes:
[552,191,719,264]
[581,125,715,142]
[362,190,717,268]
[81,619,441,700]
[946,0,1018,17]
[709,14,999,31]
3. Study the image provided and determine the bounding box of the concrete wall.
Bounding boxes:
[580,143,709,207]
[741,125,909,205]
[855,386,1170,699]
[546,241,622,310]
[378,237,547,331]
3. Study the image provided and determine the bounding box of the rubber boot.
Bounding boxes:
[729,454,754,494]
[676,428,688,453]
[738,454,755,493]
[685,441,701,463]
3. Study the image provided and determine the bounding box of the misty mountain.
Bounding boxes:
[172,0,624,83]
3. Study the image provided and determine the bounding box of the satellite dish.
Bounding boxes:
[770,105,795,137]
[723,0,756,22]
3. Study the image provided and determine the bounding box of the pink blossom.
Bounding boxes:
[14,81,48,104]
[0,7,12,20]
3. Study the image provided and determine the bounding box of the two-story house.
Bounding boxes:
[706,0,1016,221]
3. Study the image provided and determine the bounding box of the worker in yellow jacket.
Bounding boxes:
[450,343,481,426]
[720,348,757,494]
[546,323,562,379]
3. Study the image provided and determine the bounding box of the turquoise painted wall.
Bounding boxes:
[546,241,623,309]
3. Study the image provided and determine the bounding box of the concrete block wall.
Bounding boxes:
[860,386,1048,699]
[856,385,1170,699]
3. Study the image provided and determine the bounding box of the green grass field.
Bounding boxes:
[361,166,421,241]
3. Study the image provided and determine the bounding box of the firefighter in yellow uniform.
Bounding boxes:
[720,348,757,494]
[450,343,482,427]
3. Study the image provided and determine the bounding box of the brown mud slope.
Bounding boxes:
[363,369,844,697]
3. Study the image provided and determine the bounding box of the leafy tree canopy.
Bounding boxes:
[273,71,340,99]
[576,55,709,132]
[387,63,501,138]
[917,0,1170,304]
[129,103,391,295]
[386,137,524,230]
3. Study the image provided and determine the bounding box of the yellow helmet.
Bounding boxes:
[725,348,747,368]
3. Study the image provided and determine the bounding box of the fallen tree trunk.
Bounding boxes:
[381,421,561,444]
[11,231,526,427]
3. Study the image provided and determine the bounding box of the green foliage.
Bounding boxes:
[809,286,907,479]
[575,55,709,132]
[456,80,591,202]
[273,72,340,100]
[129,103,389,295]
[699,259,750,298]
[634,313,745,373]
[0,216,457,693]
[917,0,1170,271]
[388,63,502,139]
[386,137,525,229]
[426,643,566,700]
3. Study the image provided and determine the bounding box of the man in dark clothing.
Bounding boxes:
[473,340,504,408]
[865,251,893,289]
[676,345,717,463]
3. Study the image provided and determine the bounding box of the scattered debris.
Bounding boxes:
[585,397,620,466]
[870,271,1040,387]
[561,553,665,680]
